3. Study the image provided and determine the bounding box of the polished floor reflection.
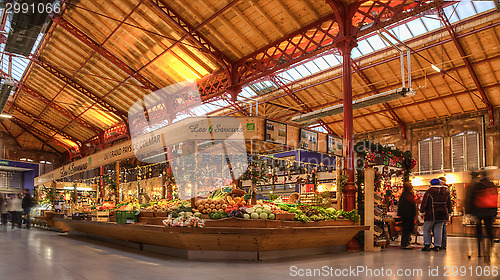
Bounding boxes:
[0,227,498,280]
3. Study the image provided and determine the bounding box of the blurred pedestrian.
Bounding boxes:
[7,193,22,229]
[0,194,7,231]
[398,182,417,249]
[465,169,498,261]
[438,176,450,250]
[22,189,33,229]
[420,178,452,252]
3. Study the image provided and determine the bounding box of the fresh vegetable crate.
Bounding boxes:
[91,211,110,222]
[115,211,138,224]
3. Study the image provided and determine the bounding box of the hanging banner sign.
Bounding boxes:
[35,117,257,186]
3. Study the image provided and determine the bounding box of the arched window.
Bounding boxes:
[418,137,443,174]
[451,131,479,172]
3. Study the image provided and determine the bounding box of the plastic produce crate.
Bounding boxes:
[115,211,139,224]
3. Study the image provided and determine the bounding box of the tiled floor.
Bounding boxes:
[0,226,498,280]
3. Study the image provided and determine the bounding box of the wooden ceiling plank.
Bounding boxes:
[231,3,271,44]
[191,1,257,50]
[248,0,286,37]
[274,0,301,29]
[172,1,244,58]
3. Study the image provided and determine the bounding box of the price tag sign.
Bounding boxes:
[222,187,232,193]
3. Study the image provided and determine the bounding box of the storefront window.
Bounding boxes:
[418,137,443,174]
[451,131,480,172]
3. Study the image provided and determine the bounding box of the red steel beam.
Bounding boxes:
[7,101,79,143]
[198,0,451,102]
[439,10,495,125]
[32,58,126,119]
[351,59,407,139]
[312,82,500,128]
[9,117,65,155]
[213,3,494,117]
[239,20,500,120]
[269,74,338,137]
[222,97,249,116]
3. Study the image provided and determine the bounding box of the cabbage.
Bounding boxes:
[251,213,259,219]
[259,213,268,220]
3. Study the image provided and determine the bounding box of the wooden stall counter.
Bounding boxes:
[57,218,367,261]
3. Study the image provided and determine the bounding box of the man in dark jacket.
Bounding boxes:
[419,178,452,251]
[398,182,417,249]
[22,189,33,229]
[465,170,498,260]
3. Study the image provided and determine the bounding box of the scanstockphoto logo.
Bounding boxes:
[128,80,248,200]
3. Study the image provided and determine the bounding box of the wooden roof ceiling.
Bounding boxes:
[0,0,497,156]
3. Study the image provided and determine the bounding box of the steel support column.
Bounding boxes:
[439,10,495,125]
[327,0,360,212]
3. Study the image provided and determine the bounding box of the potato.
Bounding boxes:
[210,204,216,209]
[195,200,201,207]
[216,204,221,209]
[207,199,213,204]
[198,205,204,210]
[202,209,208,214]
[221,204,227,209]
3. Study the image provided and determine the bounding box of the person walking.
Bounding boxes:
[22,189,33,229]
[438,176,450,250]
[398,182,417,249]
[0,194,8,231]
[7,193,22,229]
[420,178,452,252]
[464,169,498,261]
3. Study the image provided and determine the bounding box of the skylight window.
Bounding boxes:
[312,57,331,70]
[303,61,321,74]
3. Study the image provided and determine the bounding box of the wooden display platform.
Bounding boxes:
[57,218,367,260]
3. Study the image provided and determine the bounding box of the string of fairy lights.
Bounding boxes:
[52,153,339,186]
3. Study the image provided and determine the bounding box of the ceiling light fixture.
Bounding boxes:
[292,87,416,125]
[431,64,441,72]
[0,113,12,118]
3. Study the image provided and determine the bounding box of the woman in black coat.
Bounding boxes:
[398,182,417,249]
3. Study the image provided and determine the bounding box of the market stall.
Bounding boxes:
[36,116,367,260]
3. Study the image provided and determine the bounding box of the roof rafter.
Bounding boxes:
[19,84,101,134]
[438,9,495,125]
[147,0,234,67]
[32,58,126,119]
[8,101,79,143]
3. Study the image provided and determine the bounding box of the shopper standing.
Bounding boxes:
[7,193,22,229]
[0,194,7,231]
[464,169,498,260]
[398,182,417,249]
[22,189,33,229]
[419,178,452,252]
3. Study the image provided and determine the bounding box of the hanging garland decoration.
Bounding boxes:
[354,140,417,182]
[449,184,457,212]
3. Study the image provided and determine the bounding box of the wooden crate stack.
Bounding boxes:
[91,211,110,222]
